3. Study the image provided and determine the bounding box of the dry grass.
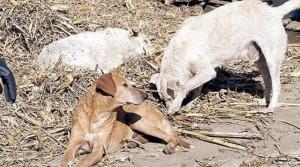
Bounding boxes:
[0,0,299,166]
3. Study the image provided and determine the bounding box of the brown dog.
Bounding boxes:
[61,70,191,167]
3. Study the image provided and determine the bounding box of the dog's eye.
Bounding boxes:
[123,83,128,87]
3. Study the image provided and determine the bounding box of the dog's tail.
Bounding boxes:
[275,0,300,18]
[178,138,193,149]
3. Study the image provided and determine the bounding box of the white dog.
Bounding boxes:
[38,28,151,73]
[152,0,300,115]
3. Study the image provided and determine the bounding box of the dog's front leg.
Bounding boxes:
[61,138,85,167]
[61,123,86,167]
[168,67,216,115]
[76,142,104,167]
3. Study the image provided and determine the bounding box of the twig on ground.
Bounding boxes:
[198,131,263,140]
[176,128,247,151]
[185,113,205,117]
[208,107,273,116]
[13,107,42,126]
[144,60,159,72]
[42,129,67,149]
[255,123,267,139]
[288,43,300,47]
[280,120,300,131]
[229,102,300,107]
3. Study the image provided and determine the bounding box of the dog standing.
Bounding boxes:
[61,70,191,167]
[152,0,300,115]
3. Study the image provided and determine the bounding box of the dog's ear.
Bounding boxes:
[128,28,139,37]
[96,73,117,96]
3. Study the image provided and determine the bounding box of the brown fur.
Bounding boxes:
[61,70,191,167]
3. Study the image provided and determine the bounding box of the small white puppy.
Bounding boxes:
[38,28,151,73]
[152,0,300,115]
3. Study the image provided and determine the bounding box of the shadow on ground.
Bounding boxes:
[202,68,263,97]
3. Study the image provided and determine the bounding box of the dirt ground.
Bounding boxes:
[0,0,300,167]
[48,49,300,167]
[107,77,300,167]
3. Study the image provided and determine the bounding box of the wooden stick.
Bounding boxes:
[198,131,263,140]
[42,129,67,149]
[13,107,42,127]
[176,128,247,151]
[229,102,300,107]
[208,107,245,113]
[53,25,72,36]
[144,59,159,72]
[206,107,270,115]
[280,121,300,131]
[288,43,300,47]
[185,113,205,117]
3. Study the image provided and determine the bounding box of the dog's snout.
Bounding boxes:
[134,91,147,104]
[128,90,147,105]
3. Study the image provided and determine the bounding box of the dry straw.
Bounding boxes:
[0,0,299,166]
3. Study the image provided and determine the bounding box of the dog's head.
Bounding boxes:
[96,69,146,105]
[128,28,152,56]
[150,73,177,105]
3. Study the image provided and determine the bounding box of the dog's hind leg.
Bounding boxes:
[253,44,272,106]
[260,25,287,112]
[134,126,179,154]
[256,40,286,112]
[267,58,282,111]
[256,54,272,107]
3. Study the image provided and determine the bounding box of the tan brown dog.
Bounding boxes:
[61,70,191,167]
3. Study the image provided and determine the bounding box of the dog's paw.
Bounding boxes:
[264,107,275,113]
[127,141,138,149]
[167,103,181,115]
[165,100,172,109]
[251,107,275,114]
[167,108,179,115]
[163,145,176,154]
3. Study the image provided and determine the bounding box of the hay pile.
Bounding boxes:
[0,0,299,166]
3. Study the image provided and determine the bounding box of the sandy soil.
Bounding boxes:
[48,64,300,167]
[107,77,300,167]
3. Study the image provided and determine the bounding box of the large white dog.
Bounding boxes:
[152,0,300,115]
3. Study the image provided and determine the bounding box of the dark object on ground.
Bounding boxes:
[0,58,16,103]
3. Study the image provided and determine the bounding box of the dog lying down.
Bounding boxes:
[37,28,151,73]
[152,0,300,115]
[61,70,191,167]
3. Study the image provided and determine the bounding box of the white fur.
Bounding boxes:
[153,0,300,115]
[37,28,151,73]
[84,131,109,142]
[91,112,112,129]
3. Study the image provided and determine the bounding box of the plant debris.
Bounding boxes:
[0,0,299,166]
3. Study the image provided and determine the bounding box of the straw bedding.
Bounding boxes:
[0,0,299,166]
